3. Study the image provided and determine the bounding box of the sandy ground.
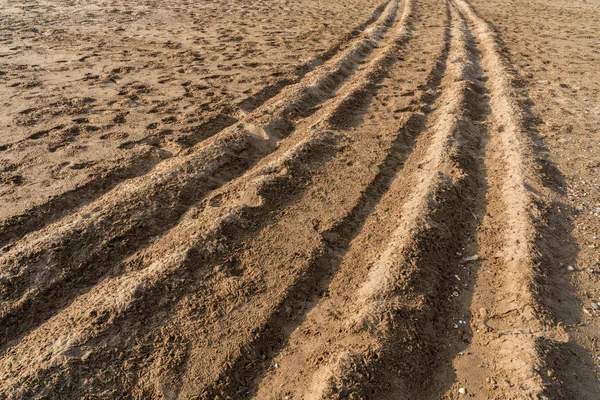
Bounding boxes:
[0,0,599,398]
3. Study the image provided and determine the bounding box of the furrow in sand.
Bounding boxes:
[0,0,393,249]
[448,0,567,397]
[0,0,401,351]
[0,0,430,397]
[251,6,491,399]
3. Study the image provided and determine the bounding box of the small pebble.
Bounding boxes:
[459,387,467,395]
[567,265,575,271]
[592,302,600,310]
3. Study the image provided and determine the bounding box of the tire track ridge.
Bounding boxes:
[452,0,568,396]
[0,0,395,249]
[0,0,401,351]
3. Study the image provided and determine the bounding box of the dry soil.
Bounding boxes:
[0,0,599,398]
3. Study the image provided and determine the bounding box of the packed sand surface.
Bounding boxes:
[0,0,599,398]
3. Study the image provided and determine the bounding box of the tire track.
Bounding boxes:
[0,0,392,249]
[448,0,568,397]
[250,5,489,398]
[0,1,423,396]
[0,0,400,353]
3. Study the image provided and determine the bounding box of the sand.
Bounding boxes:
[1,0,599,398]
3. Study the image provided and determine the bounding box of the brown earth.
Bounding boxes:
[0,0,599,398]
